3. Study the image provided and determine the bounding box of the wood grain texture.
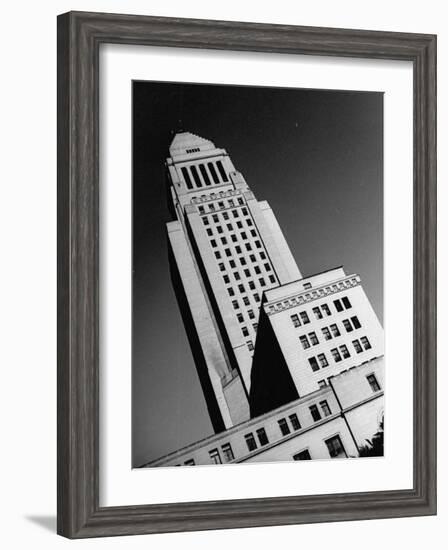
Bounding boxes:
[57,11,437,538]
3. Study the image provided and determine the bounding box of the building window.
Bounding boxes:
[253,323,258,331]
[241,231,247,240]
[209,448,222,464]
[254,266,261,275]
[300,335,310,349]
[181,166,193,189]
[242,327,249,337]
[223,275,230,284]
[303,282,312,289]
[289,413,301,430]
[325,435,347,458]
[216,160,228,182]
[249,254,256,263]
[248,310,255,320]
[342,296,352,309]
[218,262,225,271]
[225,248,231,257]
[309,331,319,345]
[238,284,245,293]
[237,313,244,323]
[300,311,310,324]
[361,336,372,350]
[214,251,221,259]
[238,197,244,205]
[228,288,235,297]
[318,379,327,388]
[244,268,251,277]
[209,203,215,212]
[232,210,239,219]
[235,246,242,254]
[245,243,252,252]
[367,373,381,392]
[240,257,247,266]
[330,323,341,337]
[243,296,250,306]
[257,427,269,446]
[318,353,329,367]
[340,344,351,359]
[231,234,237,242]
[352,339,362,353]
[351,316,361,329]
[293,449,311,460]
[322,327,332,341]
[232,300,239,310]
[269,275,276,283]
[208,162,220,184]
[221,237,227,245]
[278,418,291,436]
[250,229,257,237]
[234,271,241,281]
[229,259,236,268]
[321,304,331,316]
[221,443,234,462]
[312,306,323,320]
[259,278,266,287]
[210,239,217,248]
[254,293,260,302]
[228,199,235,207]
[242,207,248,216]
[223,212,229,220]
[333,299,344,312]
[342,319,353,332]
[184,458,195,466]
[331,348,342,362]
[320,400,332,416]
[218,201,225,209]
[249,281,256,290]
[247,218,253,226]
[309,404,322,422]
[247,340,254,351]
[198,164,211,186]
[245,433,257,452]
[203,216,209,226]
[227,223,233,231]
[291,314,301,328]
[308,357,319,372]
[255,240,262,249]
[237,220,243,229]
[212,213,219,222]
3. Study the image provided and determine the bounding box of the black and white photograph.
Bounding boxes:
[132,81,384,468]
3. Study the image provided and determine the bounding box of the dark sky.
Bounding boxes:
[132,81,383,467]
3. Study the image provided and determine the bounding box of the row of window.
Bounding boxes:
[293,435,346,460]
[299,317,362,349]
[290,296,352,328]
[181,374,381,465]
[221,263,272,283]
[210,235,262,252]
[204,217,253,235]
[307,337,372,371]
[202,204,249,225]
[199,199,248,215]
[181,160,228,190]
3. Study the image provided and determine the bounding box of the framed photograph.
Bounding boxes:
[57,11,437,538]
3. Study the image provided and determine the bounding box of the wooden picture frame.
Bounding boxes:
[57,11,437,538]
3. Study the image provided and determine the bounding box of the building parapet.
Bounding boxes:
[264,274,361,316]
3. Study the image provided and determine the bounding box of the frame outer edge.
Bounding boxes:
[56,11,437,538]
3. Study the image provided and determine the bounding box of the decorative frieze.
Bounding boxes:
[190,186,241,206]
[265,276,361,315]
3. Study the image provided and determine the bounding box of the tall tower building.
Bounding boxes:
[166,131,302,432]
